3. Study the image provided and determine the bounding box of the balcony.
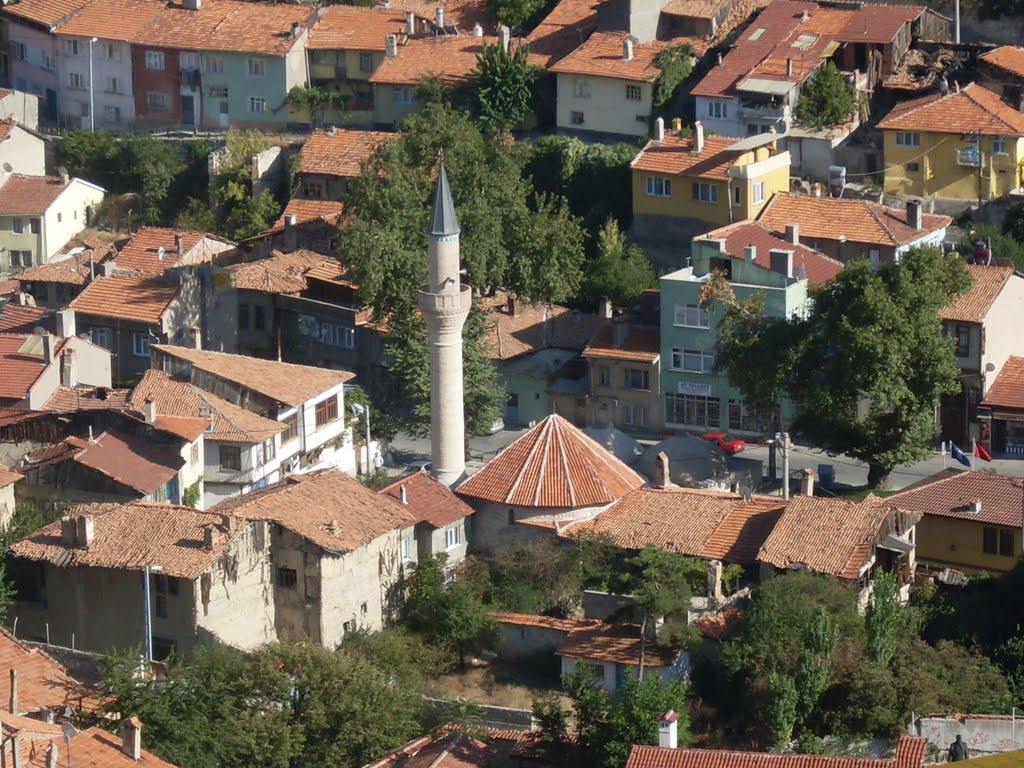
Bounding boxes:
[738,100,788,121]
[957,147,983,167]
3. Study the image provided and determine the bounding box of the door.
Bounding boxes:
[45,89,57,121]
[218,100,229,128]
[505,393,519,425]
[180,94,195,126]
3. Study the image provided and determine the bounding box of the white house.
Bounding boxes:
[0,119,45,177]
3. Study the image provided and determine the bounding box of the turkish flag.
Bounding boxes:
[975,442,993,462]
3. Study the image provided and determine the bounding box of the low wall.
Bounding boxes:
[582,590,641,622]
[423,697,536,732]
[910,714,1024,756]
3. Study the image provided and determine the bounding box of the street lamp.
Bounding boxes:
[88,37,98,132]
[142,563,162,662]
[351,401,370,475]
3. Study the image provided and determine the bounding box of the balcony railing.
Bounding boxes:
[956,148,982,167]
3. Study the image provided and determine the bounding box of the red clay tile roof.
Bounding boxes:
[570,487,786,564]
[41,385,130,412]
[308,6,406,50]
[478,292,603,360]
[25,431,183,495]
[69,275,179,324]
[23,726,177,768]
[982,355,1024,411]
[0,303,52,334]
[298,128,394,178]
[228,249,331,294]
[369,34,491,87]
[211,470,416,554]
[583,324,660,363]
[0,333,47,401]
[384,0,490,28]
[10,502,242,579]
[627,735,928,768]
[878,82,1024,136]
[663,0,726,18]
[980,45,1024,77]
[114,228,229,276]
[456,414,645,508]
[549,31,707,81]
[524,0,600,68]
[305,260,358,289]
[0,175,72,215]
[757,494,896,579]
[631,133,746,180]
[57,0,163,41]
[1,0,92,28]
[490,611,602,632]
[129,370,283,443]
[940,264,1015,323]
[271,198,346,230]
[557,621,679,666]
[757,192,951,247]
[0,629,91,714]
[16,242,112,286]
[0,463,22,488]
[889,468,1024,528]
[153,344,354,407]
[367,733,496,768]
[378,471,475,528]
[698,220,843,286]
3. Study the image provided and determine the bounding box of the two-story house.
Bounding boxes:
[757,193,950,266]
[294,127,393,201]
[938,263,1024,447]
[306,6,408,126]
[979,356,1024,457]
[978,45,1024,105]
[660,220,841,433]
[149,344,357,503]
[0,172,105,276]
[0,118,45,177]
[879,82,1024,201]
[630,120,790,257]
[378,470,475,567]
[112,227,237,275]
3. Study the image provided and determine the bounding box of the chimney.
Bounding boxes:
[45,744,58,768]
[598,297,613,319]
[190,326,201,350]
[707,559,724,604]
[800,9,809,21]
[800,467,814,496]
[203,524,219,551]
[653,116,665,141]
[693,121,705,153]
[906,198,923,230]
[9,669,18,714]
[101,260,117,277]
[498,24,510,53]
[784,223,799,245]
[283,213,298,252]
[144,397,157,424]
[654,451,671,488]
[744,244,756,262]
[76,513,95,549]
[42,334,55,365]
[400,485,408,504]
[658,710,679,749]
[612,319,630,348]
[60,347,77,388]
[290,21,300,39]
[60,517,77,547]
[121,717,142,761]
[59,168,69,186]
[173,234,183,255]
[769,249,794,279]
[507,294,517,317]
[472,22,483,36]
[406,10,415,34]
[55,308,75,339]
[385,33,398,59]
[671,117,682,133]
[786,57,793,77]
[954,80,960,94]
[623,35,634,61]
[716,51,723,65]
[435,6,444,28]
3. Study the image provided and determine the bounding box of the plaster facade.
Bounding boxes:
[468,500,612,552]
[0,123,44,177]
[56,36,135,129]
[915,514,1021,575]
[6,21,60,120]
[556,74,653,139]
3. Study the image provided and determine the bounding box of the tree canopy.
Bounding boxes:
[795,62,858,129]
[704,246,971,486]
[471,41,541,131]
[582,218,657,310]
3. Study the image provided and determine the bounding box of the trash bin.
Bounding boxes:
[817,464,835,488]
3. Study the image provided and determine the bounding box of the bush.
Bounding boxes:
[795,62,857,129]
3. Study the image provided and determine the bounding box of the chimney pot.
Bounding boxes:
[203,524,218,551]
[59,169,69,186]
[800,467,815,496]
[472,21,483,36]
[954,80,960,93]
[60,517,77,547]
[174,234,183,256]
[400,485,408,504]
[598,298,613,319]
[406,10,416,34]
[658,710,679,749]
[623,35,634,61]
[744,244,756,263]
[716,51,723,65]
[385,33,398,58]
[693,121,705,154]
[653,116,665,142]
[654,451,671,488]
[290,21,300,39]
[435,6,444,28]
[906,198,923,230]
[144,398,157,425]
[671,117,682,133]
[76,513,95,549]
[9,669,18,714]
[122,717,142,761]
[498,24,510,53]
[785,223,799,245]
[786,57,793,77]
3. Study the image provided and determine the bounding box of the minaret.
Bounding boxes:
[418,164,471,488]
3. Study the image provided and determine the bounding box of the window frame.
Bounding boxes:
[670,347,714,373]
[219,444,242,471]
[625,83,642,101]
[752,180,766,205]
[132,332,151,358]
[359,51,374,72]
[276,567,298,588]
[692,181,719,203]
[146,91,168,111]
[144,50,165,71]
[445,525,460,549]
[992,136,1008,156]
[246,58,266,78]
[314,395,339,427]
[645,176,671,198]
[570,110,584,126]
[90,327,112,349]
[954,324,970,358]
[673,303,710,329]
[248,97,266,114]
[281,413,299,443]
[895,131,920,147]
[624,368,650,390]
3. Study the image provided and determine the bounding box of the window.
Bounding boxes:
[146,91,168,111]
[624,368,650,390]
[570,111,584,125]
[895,131,920,147]
[343,619,356,634]
[906,162,920,172]
[992,136,1008,155]
[249,97,266,114]
[983,527,998,555]
[238,303,250,329]
[219,445,241,471]
[319,323,356,348]
[671,347,714,373]
[402,536,411,562]
[304,181,323,198]
[246,58,265,78]
[707,100,728,118]
[180,52,199,71]
[191,442,199,464]
[709,256,732,280]
[360,602,367,615]
[64,39,80,56]
[999,529,1016,557]
[692,182,718,203]
[752,180,765,205]
[56,213,62,223]
[359,51,374,72]
[625,84,642,101]
[573,78,591,98]
[12,218,24,234]
[646,176,671,197]
[208,85,228,98]
[733,186,741,206]
[11,42,26,61]
[104,105,121,123]
[954,324,970,358]
[105,75,120,93]
[205,56,224,74]
[103,42,119,60]
[315,395,339,427]
[254,305,266,331]
[263,437,276,462]
[665,393,720,427]
[445,525,460,549]
[90,327,112,349]
[68,72,85,90]
[80,101,90,118]
[281,413,298,442]
[132,332,151,357]
[145,50,165,70]
[599,366,610,386]
[277,567,298,588]
[673,303,710,328]
[623,405,647,426]
[9,251,32,267]
[728,399,773,433]
[392,86,413,104]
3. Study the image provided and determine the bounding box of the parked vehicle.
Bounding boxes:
[700,431,746,454]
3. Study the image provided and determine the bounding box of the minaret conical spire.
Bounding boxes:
[430,163,460,237]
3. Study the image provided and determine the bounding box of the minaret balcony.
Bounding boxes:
[418,284,472,316]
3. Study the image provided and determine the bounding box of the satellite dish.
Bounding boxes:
[2,162,12,173]
[61,719,77,742]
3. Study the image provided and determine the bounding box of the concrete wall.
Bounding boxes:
[493,621,572,663]
[912,715,1024,756]
[371,82,419,128]
[555,73,652,139]
[915,515,1020,574]
[981,273,1024,396]
[57,36,136,128]
[588,355,663,431]
[271,526,323,642]
[0,124,45,177]
[468,500,612,552]
[0,483,15,530]
[560,654,684,693]
[42,180,106,259]
[7,22,60,119]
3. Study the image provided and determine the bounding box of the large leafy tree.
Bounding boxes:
[795,61,858,129]
[704,246,971,486]
[471,41,540,131]
[485,0,552,32]
[630,546,695,677]
[583,218,657,310]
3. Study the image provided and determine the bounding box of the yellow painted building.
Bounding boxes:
[878,82,1024,201]
[888,468,1023,574]
[630,123,791,229]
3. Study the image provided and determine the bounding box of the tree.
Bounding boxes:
[704,246,972,487]
[793,608,838,729]
[630,546,695,678]
[652,45,696,113]
[795,62,857,129]
[583,218,657,310]
[403,555,497,666]
[209,129,282,240]
[485,0,552,32]
[866,570,902,666]
[472,41,540,131]
[765,672,799,744]
[483,540,581,616]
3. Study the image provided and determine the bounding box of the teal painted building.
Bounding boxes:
[201,45,309,129]
[660,222,841,435]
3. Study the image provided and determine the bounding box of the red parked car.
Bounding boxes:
[700,431,746,455]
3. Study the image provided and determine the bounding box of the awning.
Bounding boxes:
[735,77,794,95]
[878,534,914,554]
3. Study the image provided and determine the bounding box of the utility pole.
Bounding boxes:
[142,564,162,662]
[977,130,984,210]
[776,432,791,500]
